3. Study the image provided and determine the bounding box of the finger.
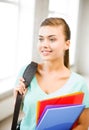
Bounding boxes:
[23,88,27,95]
[19,82,26,91]
[19,77,25,82]
[19,78,26,89]
[14,86,23,95]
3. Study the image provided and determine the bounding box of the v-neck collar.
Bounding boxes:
[34,72,73,96]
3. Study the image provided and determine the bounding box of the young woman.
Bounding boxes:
[14,17,89,130]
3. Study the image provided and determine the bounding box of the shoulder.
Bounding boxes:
[17,65,28,77]
[71,72,89,92]
[18,62,38,76]
[71,72,86,83]
[69,71,88,89]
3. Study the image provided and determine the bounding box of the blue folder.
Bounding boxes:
[36,104,85,130]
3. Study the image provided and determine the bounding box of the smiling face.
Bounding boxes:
[37,25,70,62]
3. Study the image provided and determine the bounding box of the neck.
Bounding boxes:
[42,60,67,72]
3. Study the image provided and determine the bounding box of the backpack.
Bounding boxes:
[11,61,38,130]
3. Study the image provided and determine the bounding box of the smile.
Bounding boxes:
[41,50,52,56]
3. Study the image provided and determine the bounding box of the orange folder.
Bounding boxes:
[36,92,84,124]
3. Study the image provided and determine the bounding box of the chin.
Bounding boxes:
[41,57,53,62]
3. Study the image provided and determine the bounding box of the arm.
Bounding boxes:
[72,108,89,130]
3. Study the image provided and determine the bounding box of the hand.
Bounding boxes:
[72,108,89,130]
[72,124,88,130]
[14,77,27,97]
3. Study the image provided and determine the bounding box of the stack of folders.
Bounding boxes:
[35,92,85,130]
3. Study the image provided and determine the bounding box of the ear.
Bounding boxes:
[65,40,70,50]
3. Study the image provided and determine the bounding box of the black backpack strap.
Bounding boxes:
[11,61,38,130]
[23,61,38,87]
[11,93,23,130]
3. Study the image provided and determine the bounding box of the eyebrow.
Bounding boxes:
[39,35,56,38]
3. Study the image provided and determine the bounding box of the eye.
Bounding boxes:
[38,37,44,42]
[49,38,56,42]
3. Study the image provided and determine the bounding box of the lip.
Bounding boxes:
[41,50,52,56]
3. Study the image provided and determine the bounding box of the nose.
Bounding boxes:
[41,39,49,47]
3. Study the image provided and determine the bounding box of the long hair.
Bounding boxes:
[40,17,71,68]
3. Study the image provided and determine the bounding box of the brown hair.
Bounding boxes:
[40,17,71,68]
